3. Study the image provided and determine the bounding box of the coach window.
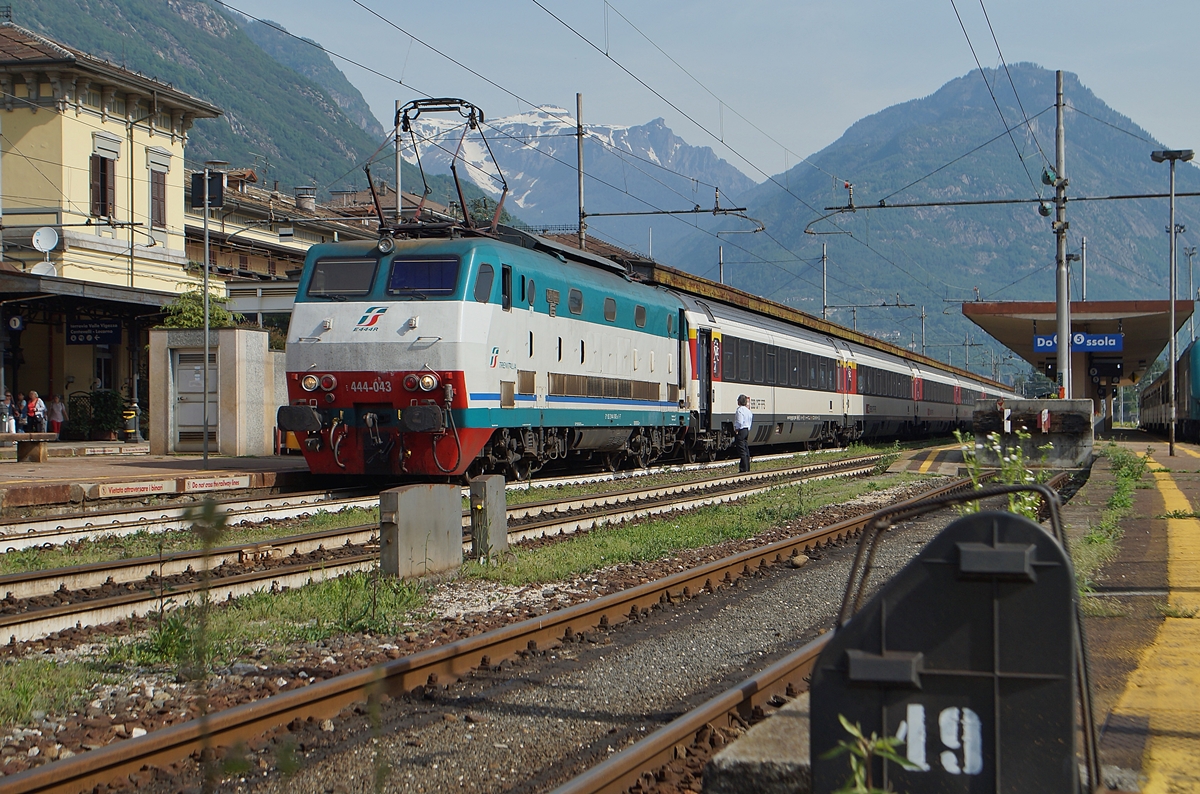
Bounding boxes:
[501,265,513,311]
[604,297,617,322]
[474,264,494,302]
[790,350,800,387]
[739,339,751,383]
[723,336,738,382]
[568,288,584,315]
[765,346,777,385]
[752,342,765,384]
[634,305,646,328]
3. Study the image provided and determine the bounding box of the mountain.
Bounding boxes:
[667,64,1200,370]
[235,16,385,140]
[398,106,757,256]
[10,0,462,203]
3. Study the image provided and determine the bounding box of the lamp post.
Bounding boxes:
[1151,148,1193,457]
[201,160,228,468]
[1186,245,1197,342]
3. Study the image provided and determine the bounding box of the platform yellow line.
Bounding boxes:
[1179,446,1200,460]
[1109,458,1200,792]
[915,442,958,474]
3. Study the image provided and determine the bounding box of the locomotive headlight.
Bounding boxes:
[418,373,439,392]
[319,374,338,391]
[377,236,395,254]
[403,374,420,391]
[300,374,320,392]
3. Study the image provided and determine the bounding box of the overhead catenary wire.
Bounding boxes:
[976,0,1052,169]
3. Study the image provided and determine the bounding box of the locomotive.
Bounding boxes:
[276,225,1014,479]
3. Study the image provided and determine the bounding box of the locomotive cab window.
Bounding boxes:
[568,288,584,315]
[387,256,459,296]
[604,297,617,322]
[473,264,494,302]
[307,258,378,298]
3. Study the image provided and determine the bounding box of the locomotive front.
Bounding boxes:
[277,237,490,476]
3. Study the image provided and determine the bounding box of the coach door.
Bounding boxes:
[697,328,713,430]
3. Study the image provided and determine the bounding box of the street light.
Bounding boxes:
[1151,148,1193,456]
[201,160,228,468]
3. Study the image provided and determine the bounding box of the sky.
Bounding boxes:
[220,0,1200,185]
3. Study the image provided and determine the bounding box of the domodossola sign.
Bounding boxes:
[1033,332,1123,352]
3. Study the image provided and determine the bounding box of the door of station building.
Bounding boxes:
[173,349,217,452]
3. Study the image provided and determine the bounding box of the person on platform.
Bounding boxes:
[734,394,753,473]
[25,391,46,434]
[46,394,68,436]
[14,392,26,433]
[1,393,14,440]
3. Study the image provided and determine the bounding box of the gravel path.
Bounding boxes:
[210,497,959,794]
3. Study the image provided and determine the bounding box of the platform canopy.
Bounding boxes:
[961,300,1193,387]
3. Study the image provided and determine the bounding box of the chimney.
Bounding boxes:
[294,185,316,212]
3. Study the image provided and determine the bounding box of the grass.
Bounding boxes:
[1156,601,1199,619]
[1079,598,1129,618]
[464,472,921,586]
[1072,444,1148,594]
[0,659,110,725]
[108,569,428,669]
[0,506,380,577]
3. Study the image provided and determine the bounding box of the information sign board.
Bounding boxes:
[67,320,121,345]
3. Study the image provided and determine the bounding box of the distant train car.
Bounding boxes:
[1140,341,1200,440]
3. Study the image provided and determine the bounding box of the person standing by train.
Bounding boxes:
[734,394,753,473]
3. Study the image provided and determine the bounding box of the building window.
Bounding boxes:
[150,169,166,229]
[90,155,115,218]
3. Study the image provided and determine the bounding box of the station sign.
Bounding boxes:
[67,320,121,345]
[1033,332,1123,352]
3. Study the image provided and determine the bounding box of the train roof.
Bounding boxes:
[631,259,1007,389]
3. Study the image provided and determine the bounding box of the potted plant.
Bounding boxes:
[89,389,124,441]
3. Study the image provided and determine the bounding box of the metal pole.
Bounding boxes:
[852,307,857,332]
[920,306,926,357]
[1081,236,1087,302]
[648,227,652,258]
[821,243,827,320]
[576,93,585,251]
[1169,158,1177,456]
[1055,70,1071,399]
[1187,245,1196,342]
[202,166,210,468]
[718,245,723,285]
[394,99,402,225]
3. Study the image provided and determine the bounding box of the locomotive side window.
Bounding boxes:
[527,279,536,308]
[604,297,617,322]
[307,258,377,298]
[501,265,513,311]
[634,305,646,328]
[667,313,675,335]
[387,256,459,295]
[519,274,526,303]
[568,289,584,315]
[474,264,494,302]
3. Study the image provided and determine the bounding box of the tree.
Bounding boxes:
[161,288,243,329]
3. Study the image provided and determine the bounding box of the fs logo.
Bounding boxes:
[489,346,500,368]
[353,306,388,332]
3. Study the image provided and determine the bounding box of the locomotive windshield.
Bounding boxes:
[307,258,378,299]
[387,256,459,296]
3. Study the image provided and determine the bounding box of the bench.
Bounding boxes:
[0,433,58,463]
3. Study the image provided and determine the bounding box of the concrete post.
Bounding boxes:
[379,484,463,578]
[469,475,508,559]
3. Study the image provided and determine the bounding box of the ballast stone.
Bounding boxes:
[703,692,811,794]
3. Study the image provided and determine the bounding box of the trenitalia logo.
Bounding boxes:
[353,306,388,331]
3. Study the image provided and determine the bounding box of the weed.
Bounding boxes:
[1069,444,1148,594]
[1155,510,1200,520]
[0,660,109,725]
[1156,601,1199,619]
[1080,598,1128,618]
[275,735,302,777]
[821,714,918,793]
[954,427,1048,519]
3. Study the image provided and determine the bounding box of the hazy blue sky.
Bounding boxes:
[224,0,1198,181]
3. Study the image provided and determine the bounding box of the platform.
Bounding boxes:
[885,441,964,475]
[0,451,314,516]
[0,439,150,461]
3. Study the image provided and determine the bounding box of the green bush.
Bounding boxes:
[90,389,125,433]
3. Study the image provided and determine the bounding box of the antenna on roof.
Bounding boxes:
[0,6,12,21]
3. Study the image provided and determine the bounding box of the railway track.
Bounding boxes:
[0,450,824,553]
[0,472,1004,794]
[0,454,880,643]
